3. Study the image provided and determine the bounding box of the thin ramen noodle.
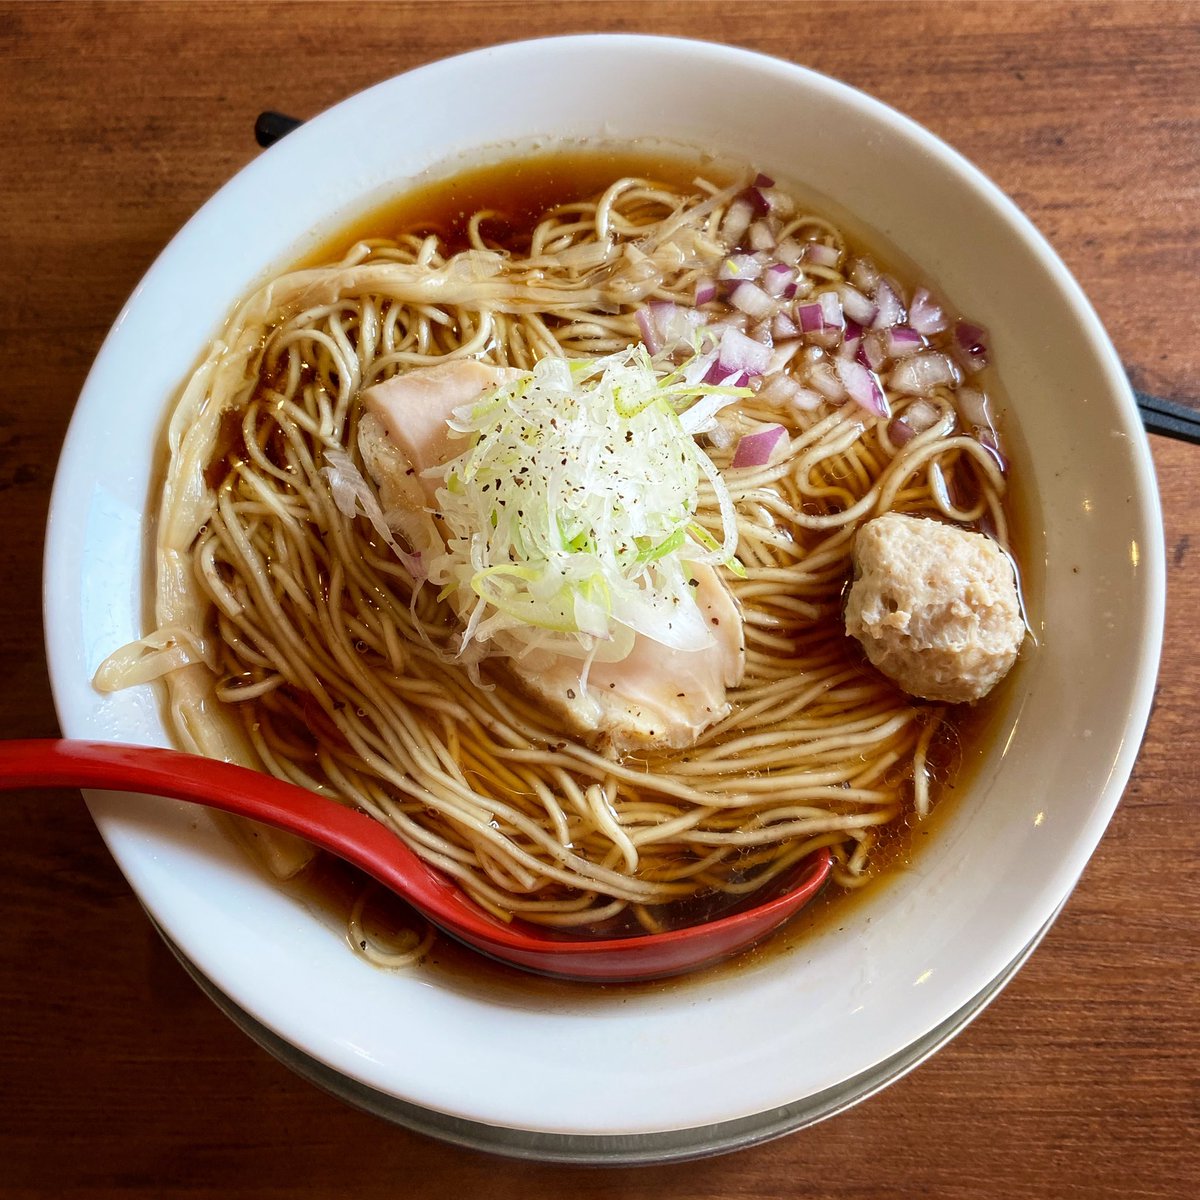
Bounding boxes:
[98,153,1016,962]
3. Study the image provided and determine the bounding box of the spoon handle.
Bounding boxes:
[0,738,456,913]
[0,738,832,981]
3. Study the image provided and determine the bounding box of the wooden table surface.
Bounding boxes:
[1,2,1197,1197]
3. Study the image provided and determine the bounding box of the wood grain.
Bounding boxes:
[0,2,1196,1197]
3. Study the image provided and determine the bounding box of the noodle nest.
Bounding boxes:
[98,165,1010,951]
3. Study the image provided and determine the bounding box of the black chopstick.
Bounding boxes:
[254,111,304,148]
[1132,388,1200,446]
[250,108,1200,452]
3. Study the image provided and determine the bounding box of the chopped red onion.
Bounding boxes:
[790,385,823,411]
[886,325,924,357]
[742,186,771,218]
[759,372,805,408]
[796,302,824,334]
[761,188,794,217]
[731,423,787,468]
[718,253,763,282]
[903,397,942,433]
[763,262,797,298]
[706,421,736,451]
[694,277,717,306]
[803,241,840,269]
[799,291,857,343]
[807,359,847,402]
[889,351,958,395]
[637,300,708,355]
[871,278,906,329]
[849,256,880,294]
[721,197,754,246]
[636,306,660,354]
[817,290,844,329]
[715,326,773,377]
[706,360,752,386]
[888,417,916,446]
[837,317,864,360]
[861,330,890,371]
[836,357,891,418]
[753,172,776,189]
[908,287,948,335]
[837,284,877,325]
[730,281,775,319]
[956,386,990,429]
[954,320,990,372]
[772,311,800,339]
[748,221,776,252]
[774,236,805,266]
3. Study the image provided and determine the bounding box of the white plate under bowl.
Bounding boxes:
[44,35,1163,1141]
[158,906,1060,1163]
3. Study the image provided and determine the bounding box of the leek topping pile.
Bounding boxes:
[97,157,1012,965]
[432,350,745,673]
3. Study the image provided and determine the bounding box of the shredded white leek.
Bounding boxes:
[427,347,746,665]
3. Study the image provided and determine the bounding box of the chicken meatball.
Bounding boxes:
[844,513,1024,703]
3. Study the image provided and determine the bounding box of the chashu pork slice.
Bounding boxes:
[358,360,745,752]
[511,563,744,752]
[359,359,522,513]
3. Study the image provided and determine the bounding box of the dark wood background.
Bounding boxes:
[1,3,1197,1197]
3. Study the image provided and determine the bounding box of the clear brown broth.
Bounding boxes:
[262,148,1031,994]
[301,147,734,265]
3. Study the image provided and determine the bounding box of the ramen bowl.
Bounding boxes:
[43,35,1163,1158]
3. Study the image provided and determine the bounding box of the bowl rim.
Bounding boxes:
[43,33,1165,1136]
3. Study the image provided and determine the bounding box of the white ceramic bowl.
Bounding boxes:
[44,35,1163,1149]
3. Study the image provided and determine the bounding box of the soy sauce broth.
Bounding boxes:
[303,146,734,263]
[261,147,1037,994]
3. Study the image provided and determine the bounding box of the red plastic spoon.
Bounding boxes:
[0,738,831,982]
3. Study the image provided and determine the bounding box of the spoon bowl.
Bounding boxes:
[0,738,831,982]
